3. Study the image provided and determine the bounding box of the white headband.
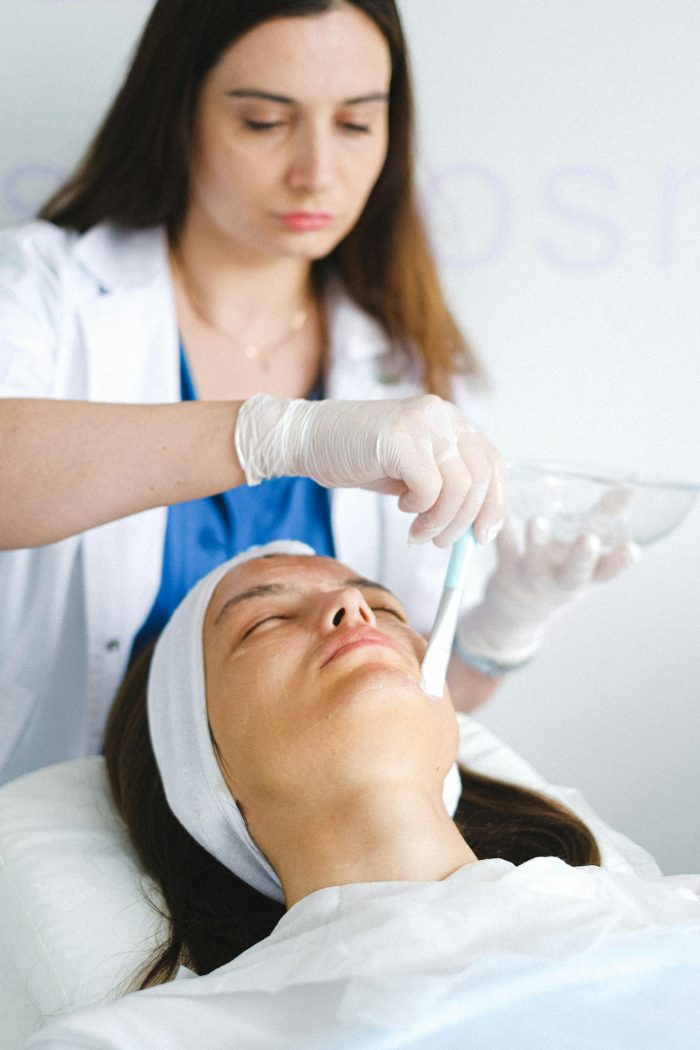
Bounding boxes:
[147,541,462,903]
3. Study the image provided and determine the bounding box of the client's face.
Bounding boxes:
[203,555,458,824]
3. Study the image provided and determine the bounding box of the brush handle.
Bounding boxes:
[444,527,476,591]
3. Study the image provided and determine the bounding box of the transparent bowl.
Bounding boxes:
[507,460,699,549]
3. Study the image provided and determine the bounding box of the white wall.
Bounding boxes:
[1,1,698,873]
[400,0,700,876]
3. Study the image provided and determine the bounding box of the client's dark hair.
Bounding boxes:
[105,642,601,990]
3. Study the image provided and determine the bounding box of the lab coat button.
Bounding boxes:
[105,639,120,652]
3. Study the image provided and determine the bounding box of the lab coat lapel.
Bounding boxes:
[75,225,179,404]
[77,285,178,403]
[73,226,176,731]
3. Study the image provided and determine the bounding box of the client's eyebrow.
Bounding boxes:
[214,577,396,627]
[214,583,288,626]
[343,576,394,597]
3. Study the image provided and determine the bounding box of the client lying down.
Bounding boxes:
[30,542,700,1048]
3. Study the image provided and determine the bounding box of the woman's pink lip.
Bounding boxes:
[277,212,334,231]
[321,630,400,667]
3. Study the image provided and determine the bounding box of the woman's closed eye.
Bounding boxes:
[372,606,406,622]
[241,607,402,638]
[340,122,371,134]
[243,119,372,135]
[241,614,290,640]
[244,119,285,132]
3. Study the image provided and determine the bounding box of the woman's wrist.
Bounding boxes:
[453,635,533,677]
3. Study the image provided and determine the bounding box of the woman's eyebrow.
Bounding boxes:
[214,583,290,626]
[226,88,389,106]
[342,576,395,598]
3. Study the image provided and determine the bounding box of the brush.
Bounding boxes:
[420,526,476,699]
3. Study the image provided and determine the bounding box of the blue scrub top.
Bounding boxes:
[129,347,335,662]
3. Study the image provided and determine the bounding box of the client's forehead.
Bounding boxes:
[208,554,396,625]
[222,554,354,593]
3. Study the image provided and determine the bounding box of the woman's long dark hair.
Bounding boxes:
[104,642,601,991]
[38,0,479,396]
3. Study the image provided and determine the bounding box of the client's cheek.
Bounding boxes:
[401,628,427,665]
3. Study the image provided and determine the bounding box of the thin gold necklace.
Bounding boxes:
[173,250,311,371]
[241,305,309,371]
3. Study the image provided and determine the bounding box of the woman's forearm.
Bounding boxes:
[446,656,501,713]
[0,398,246,549]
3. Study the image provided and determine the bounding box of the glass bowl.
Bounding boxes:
[506,460,699,550]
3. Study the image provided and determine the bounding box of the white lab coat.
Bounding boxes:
[0,221,484,784]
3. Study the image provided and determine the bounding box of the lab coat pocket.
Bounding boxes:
[0,676,36,772]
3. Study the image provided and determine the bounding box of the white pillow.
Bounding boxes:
[0,757,165,1049]
[0,716,661,1049]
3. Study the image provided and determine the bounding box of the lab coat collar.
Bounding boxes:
[324,275,423,392]
[73,223,169,292]
[72,224,179,405]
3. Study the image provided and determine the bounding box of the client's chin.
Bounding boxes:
[326,658,430,705]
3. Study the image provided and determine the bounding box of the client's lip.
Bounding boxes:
[320,628,400,667]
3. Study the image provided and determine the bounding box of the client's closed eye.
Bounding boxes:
[241,615,290,640]
[372,606,406,622]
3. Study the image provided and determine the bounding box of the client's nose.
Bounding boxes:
[321,588,376,631]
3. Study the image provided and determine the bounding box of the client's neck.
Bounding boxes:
[261,786,477,909]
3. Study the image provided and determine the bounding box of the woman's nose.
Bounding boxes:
[286,125,335,194]
[320,588,376,631]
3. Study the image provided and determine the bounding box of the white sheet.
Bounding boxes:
[28,857,700,1049]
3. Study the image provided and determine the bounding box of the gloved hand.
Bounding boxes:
[234,394,506,546]
[456,514,640,671]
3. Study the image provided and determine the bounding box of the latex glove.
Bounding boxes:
[456,514,640,669]
[234,394,506,545]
